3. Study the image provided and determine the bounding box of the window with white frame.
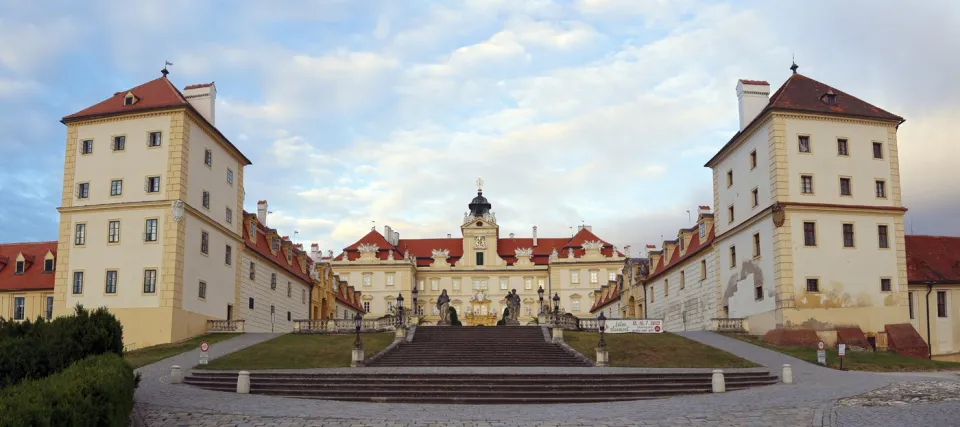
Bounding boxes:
[148,131,162,147]
[112,135,125,151]
[225,244,232,265]
[144,219,158,242]
[80,139,93,154]
[146,176,161,193]
[225,207,232,224]
[72,271,84,294]
[589,270,599,284]
[571,271,579,284]
[143,269,157,293]
[431,278,439,291]
[418,279,424,291]
[105,270,118,294]
[386,273,395,286]
[453,278,460,291]
[363,274,372,287]
[572,300,580,312]
[110,179,123,196]
[77,182,89,199]
[75,223,86,245]
[524,278,532,290]
[198,280,207,299]
[201,231,209,254]
[13,297,25,320]
[609,272,616,282]
[500,278,507,290]
[227,168,234,186]
[538,278,545,290]
[108,220,120,243]
[45,296,53,320]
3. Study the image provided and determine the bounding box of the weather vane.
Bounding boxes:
[476,177,484,192]
[161,60,174,76]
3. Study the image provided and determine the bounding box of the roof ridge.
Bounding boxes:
[795,74,902,120]
[0,241,58,246]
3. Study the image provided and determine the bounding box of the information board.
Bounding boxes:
[606,319,663,334]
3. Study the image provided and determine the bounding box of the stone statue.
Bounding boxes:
[437,289,451,326]
[504,289,521,325]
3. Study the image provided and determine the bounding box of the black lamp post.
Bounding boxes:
[597,311,607,348]
[552,292,560,324]
[411,285,419,317]
[396,293,405,327]
[537,286,545,314]
[353,311,363,349]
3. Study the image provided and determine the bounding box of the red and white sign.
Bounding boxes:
[817,341,825,350]
[838,344,846,357]
[606,319,664,334]
[200,341,209,352]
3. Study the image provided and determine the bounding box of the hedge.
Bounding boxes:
[0,305,124,389]
[0,354,136,427]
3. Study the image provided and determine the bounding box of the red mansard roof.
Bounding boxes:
[646,222,715,282]
[242,212,312,285]
[590,280,621,312]
[0,241,57,292]
[906,235,960,284]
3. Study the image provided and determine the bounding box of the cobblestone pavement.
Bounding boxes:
[836,380,960,407]
[132,332,960,427]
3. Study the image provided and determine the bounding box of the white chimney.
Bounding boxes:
[736,79,770,131]
[532,226,538,246]
[394,231,399,244]
[310,243,319,261]
[384,225,393,244]
[509,233,514,238]
[447,233,451,238]
[257,200,268,226]
[698,205,712,215]
[183,83,217,126]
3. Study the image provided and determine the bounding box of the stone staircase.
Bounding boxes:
[183,371,780,404]
[366,326,591,367]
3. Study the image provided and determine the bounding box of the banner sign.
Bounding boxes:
[606,319,663,334]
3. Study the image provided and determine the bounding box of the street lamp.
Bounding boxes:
[411,285,419,317]
[353,312,363,350]
[552,292,560,324]
[396,293,405,327]
[597,311,607,348]
[537,286,544,314]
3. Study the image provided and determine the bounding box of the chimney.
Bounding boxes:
[310,244,319,261]
[698,205,711,215]
[646,244,661,272]
[394,231,399,244]
[257,200,268,226]
[532,226,538,246]
[509,233,514,238]
[447,233,451,238]
[384,225,393,244]
[736,79,770,131]
[624,245,632,257]
[183,83,217,126]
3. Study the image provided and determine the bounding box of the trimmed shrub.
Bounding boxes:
[449,307,462,326]
[0,354,136,427]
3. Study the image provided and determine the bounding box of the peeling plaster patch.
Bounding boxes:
[722,259,764,306]
[883,293,898,306]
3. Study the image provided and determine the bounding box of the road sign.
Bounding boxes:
[200,341,209,352]
[817,341,824,350]
[838,344,846,357]
[817,350,826,365]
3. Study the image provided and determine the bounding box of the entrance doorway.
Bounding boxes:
[226,304,233,321]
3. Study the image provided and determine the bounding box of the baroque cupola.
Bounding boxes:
[464,178,496,224]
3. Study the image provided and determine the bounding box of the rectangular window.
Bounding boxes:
[75,223,86,245]
[363,302,370,312]
[287,282,292,297]
[755,283,763,300]
[225,207,232,224]
[798,135,810,153]
[806,278,819,292]
[801,175,814,194]
[363,274,372,287]
[572,300,580,312]
[680,237,685,251]
[728,205,734,223]
[227,168,234,186]
[45,296,53,320]
[749,150,757,169]
[144,219,158,242]
[110,179,123,196]
[751,188,759,207]
[202,191,210,209]
[608,272,616,282]
[201,231,209,254]
[13,297,25,320]
[108,220,120,243]
[571,271,579,284]
[753,233,761,258]
[843,224,855,248]
[840,177,851,196]
[80,139,93,154]
[418,280,424,291]
[680,271,685,289]
[249,262,256,280]
[937,291,947,318]
[538,278,546,290]
[77,182,89,199]
[302,289,306,304]
[225,245,232,265]
[872,142,884,159]
[204,149,213,167]
[149,131,162,147]
[875,180,886,198]
[524,278,532,290]
[729,246,736,268]
[880,278,892,292]
[878,225,889,249]
[249,297,254,309]
[44,259,54,272]
[837,138,848,155]
[146,176,161,193]
[72,271,84,294]
[908,292,915,319]
[143,269,157,293]
[803,222,816,246]
[287,311,291,321]
[590,271,599,284]
[700,259,706,280]
[386,274,395,286]
[699,222,705,238]
[726,170,733,187]
[664,279,669,297]
[105,270,118,294]
[198,280,207,299]
[271,273,277,289]
[500,278,508,290]
[272,237,280,252]
[431,279,439,291]
[453,279,461,291]
[113,135,125,151]
[15,261,24,274]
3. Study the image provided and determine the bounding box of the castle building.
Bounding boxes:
[0,242,58,322]
[331,181,625,324]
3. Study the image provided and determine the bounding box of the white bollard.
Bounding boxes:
[351,348,365,367]
[712,369,725,393]
[552,327,564,343]
[169,365,182,384]
[595,347,609,367]
[236,371,250,394]
[395,326,406,342]
[782,364,793,384]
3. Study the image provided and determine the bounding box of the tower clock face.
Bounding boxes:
[474,235,486,248]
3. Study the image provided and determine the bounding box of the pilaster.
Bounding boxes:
[886,126,903,207]
[61,125,78,208]
[772,211,795,311]
[52,212,72,317]
[768,115,789,202]
[160,111,190,310]
[893,215,909,307]
[165,111,190,201]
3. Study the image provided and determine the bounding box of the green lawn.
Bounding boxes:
[197,332,395,370]
[725,333,960,372]
[565,332,759,368]
[124,333,242,368]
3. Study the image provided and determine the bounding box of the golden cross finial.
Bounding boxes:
[476,177,484,192]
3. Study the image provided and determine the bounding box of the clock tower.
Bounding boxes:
[460,178,499,267]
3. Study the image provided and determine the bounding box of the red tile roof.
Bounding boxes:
[739,79,769,85]
[646,221,715,282]
[906,235,960,284]
[184,82,214,90]
[590,280,621,312]
[707,73,904,167]
[336,284,364,313]
[0,242,57,292]
[242,212,312,285]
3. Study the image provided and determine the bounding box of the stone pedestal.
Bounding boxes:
[505,319,521,326]
[436,320,450,326]
[351,348,365,367]
[711,369,725,393]
[394,326,407,342]
[537,313,548,325]
[170,365,182,384]
[237,371,250,394]
[595,347,609,367]
[552,327,564,343]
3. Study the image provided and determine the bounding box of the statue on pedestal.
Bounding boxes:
[437,289,451,326]
[504,289,521,325]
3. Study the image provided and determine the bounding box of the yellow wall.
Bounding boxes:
[908,284,960,357]
[0,291,53,321]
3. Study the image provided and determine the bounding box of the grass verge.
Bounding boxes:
[724,333,960,372]
[565,332,759,368]
[124,333,241,368]
[197,332,395,370]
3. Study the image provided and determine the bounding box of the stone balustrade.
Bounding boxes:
[710,317,748,333]
[293,318,401,334]
[207,319,245,333]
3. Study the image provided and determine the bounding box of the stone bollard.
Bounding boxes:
[552,327,564,343]
[351,348,365,367]
[711,369,725,393]
[236,371,250,394]
[395,326,406,342]
[170,365,182,384]
[782,364,793,384]
[595,347,609,367]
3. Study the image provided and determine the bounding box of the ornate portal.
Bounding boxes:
[463,291,496,326]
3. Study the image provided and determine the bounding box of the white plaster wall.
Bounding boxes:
[335,301,359,319]
[239,252,310,333]
[784,118,894,206]
[73,116,172,206]
[181,214,238,320]
[720,216,776,319]
[65,208,165,309]
[714,121,771,235]
[645,249,718,331]
[186,119,242,232]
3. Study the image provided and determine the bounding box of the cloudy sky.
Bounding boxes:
[1,0,958,256]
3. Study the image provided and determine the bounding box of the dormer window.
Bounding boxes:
[44,259,54,272]
[821,90,837,106]
[15,261,24,274]
[272,237,280,252]
[699,222,706,238]
[123,91,137,106]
